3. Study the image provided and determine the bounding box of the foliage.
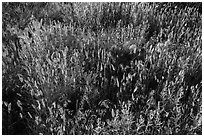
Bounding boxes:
[2,2,202,135]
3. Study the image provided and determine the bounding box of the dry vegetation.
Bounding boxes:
[2,2,202,135]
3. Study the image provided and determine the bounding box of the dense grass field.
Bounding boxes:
[2,2,202,135]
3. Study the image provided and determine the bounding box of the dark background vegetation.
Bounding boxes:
[2,2,202,135]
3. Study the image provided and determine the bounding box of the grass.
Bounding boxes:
[2,2,202,135]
